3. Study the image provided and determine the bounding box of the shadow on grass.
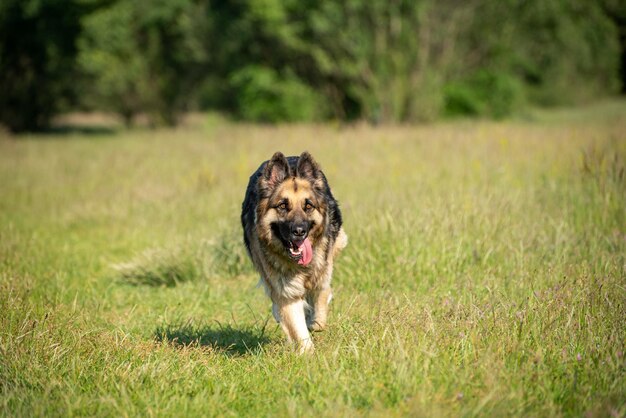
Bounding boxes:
[44,125,118,136]
[155,321,272,356]
[5,125,118,139]
[6,122,119,137]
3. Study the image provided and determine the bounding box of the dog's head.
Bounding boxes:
[258,151,326,266]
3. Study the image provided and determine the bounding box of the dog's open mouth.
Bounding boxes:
[287,238,313,266]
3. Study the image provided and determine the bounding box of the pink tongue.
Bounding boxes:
[297,238,313,266]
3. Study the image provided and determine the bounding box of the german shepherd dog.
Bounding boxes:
[241,151,347,353]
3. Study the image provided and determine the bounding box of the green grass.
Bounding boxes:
[1,102,625,417]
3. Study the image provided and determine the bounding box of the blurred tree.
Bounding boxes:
[236,0,619,123]
[2,0,621,130]
[0,0,86,132]
[600,0,626,93]
[301,0,462,123]
[78,0,211,126]
[205,0,477,123]
[195,0,331,122]
[512,0,620,105]
[229,65,326,122]
[460,0,620,107]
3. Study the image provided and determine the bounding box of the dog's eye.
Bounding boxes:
[276,202,288,211]
[304,202,314,212]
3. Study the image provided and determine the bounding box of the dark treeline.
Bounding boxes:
[1,0,624,131]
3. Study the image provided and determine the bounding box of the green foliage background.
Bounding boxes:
[0,0,624,130]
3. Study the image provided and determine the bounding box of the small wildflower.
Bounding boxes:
[576,353,582,362]
[456,392,464,401]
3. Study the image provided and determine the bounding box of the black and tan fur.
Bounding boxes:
[241,151,347,353]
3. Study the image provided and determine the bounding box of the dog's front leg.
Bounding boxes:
[277,298,313,354]
[307,287,332,332]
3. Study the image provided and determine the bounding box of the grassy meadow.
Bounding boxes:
[1,102,625,417]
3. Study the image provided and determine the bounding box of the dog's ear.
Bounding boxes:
[263,152,290,189]
[296,151,322,182]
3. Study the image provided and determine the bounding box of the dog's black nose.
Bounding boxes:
[291,224,307,238]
